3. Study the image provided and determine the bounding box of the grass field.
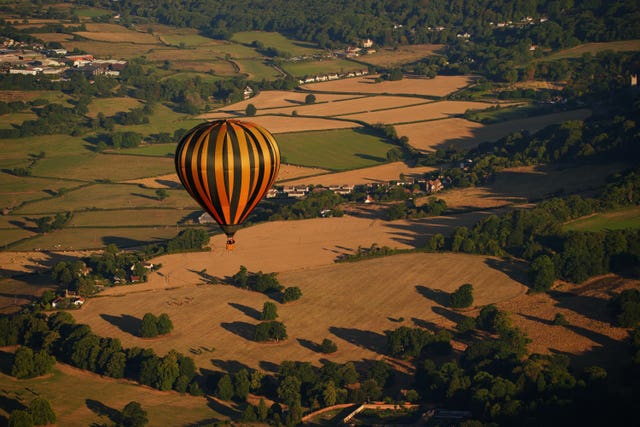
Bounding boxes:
[86,97,143,118]
[276,128,393,170]
[358,44,445,67]
[68,208,199,227]
[118,143,177,157]
[14,183,198,215]
[73,6,112,18]
[236,58,282,80]
[0,90,70,104]
[0,363,224,426]
[543,40,640,60]
[232,31,320,56]
[112,104,202,136]
[0,112,36,129]
[8,224,192,251]
[564,206,640,232]
[282,59,364,77]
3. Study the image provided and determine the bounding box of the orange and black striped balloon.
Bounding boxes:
[175,119,280,237]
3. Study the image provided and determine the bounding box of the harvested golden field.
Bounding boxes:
[360,44,445,67]
[216,90,364,112]
[434,162,632,211]
[342,100,493,124]
[196,114,360,133]
[262,96,430,117]
[396,109,592,152]
[72,252,527,369]
[283,161,435,186]
[502,275,635,368]
[302,75,480,97]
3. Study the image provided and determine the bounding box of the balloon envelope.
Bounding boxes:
[175,119,280,237]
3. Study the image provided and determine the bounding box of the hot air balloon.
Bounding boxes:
[175,119,281,250]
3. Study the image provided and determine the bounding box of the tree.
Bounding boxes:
[282,286,302,303]
[28,398,56,426]
[320,338,337,354]
[234,368,251,401]
[216,374,234,400]
[139,313,158,338]
[450,284,474,308]
[245,103,257,116]
[155,188,169,201]
[261,302,278,320]
[8,410,33,427]
[304,94,316,104]
[156,313,173,335]
[529,255,555,292]
[254,321,287,342]
[12,346,35,379]
[120,401,148,427]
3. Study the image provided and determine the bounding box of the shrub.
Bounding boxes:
[320,338,337,354]
[282,286,302,303]
[450,284,474,308]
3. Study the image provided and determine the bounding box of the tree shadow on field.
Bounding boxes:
[548,290,615,324]
[259,360,280,373]
[411,317,440,332]
[432,306,466,324]
[484,258,530,287]
[221,321,255,341]
[355,153,387,163]
[102,236,150,249]
[228,302,261,320]
[0,350,14,375]
[329,327,386,353]
[206,396,240,418]
[210,359,251,373]
[297,338,322,353]
[415,285,450,306]
[156,179,182,189]
[0,395,25,415]
[100,313,141,336]
[86,399,121,424]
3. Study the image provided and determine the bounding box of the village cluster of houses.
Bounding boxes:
[298,69,369,85]
[1,44,127,77]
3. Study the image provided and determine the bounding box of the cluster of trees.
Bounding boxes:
[11,345,56,379]
[254,320,287,342]
[34,211,71,233]
[386,197,447,220]
[230,265,302,302]
[266,189,345,221]
[450,283,474,308]
[386,326,453,359]
[139,312,173,338]
[7,397,56,427]
[611,289,640,328]
[0,310,203,396]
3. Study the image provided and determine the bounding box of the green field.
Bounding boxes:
[236,58,283,80]
[118,142,177,156]
[564,206,640,232]
[73,6,112,18]
[8,224,195,250]
[87,97,143,118]
[112,103,202,136]
[161,33,221,47]
[14,184,198,214]
[0,174,76,209]
[277,128,393,170]
[0,111,37,129]
[0,228,35,248]
[68,208,198,227]
[232,31,320,56]
[543,40,640,61]
[282,58,364,77]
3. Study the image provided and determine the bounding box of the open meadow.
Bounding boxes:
[301,75,480,97]
[358,44,445,67]
[563,205,640,232]
[275,128,393,170]
[231,31,321,56]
